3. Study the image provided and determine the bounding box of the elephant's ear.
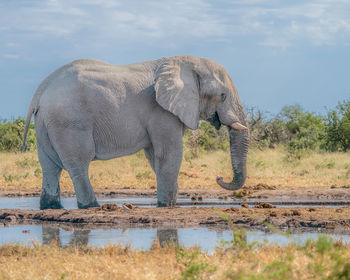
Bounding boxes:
[154,60,200,130]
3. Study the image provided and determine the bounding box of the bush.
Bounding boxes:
[184,121,229,158]
[324,100,350,152]
[0,118,36,152]
[248,108,289,149]
[279,105,326,153]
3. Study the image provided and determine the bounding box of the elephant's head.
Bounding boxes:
[154,56,249,191]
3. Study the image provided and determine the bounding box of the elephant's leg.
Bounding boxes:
[38,146,63,209]
[68,166,99,209]
[48,128,99,209]
[154,146,182,206]
[144,146,155,172]
[148,119,184,207]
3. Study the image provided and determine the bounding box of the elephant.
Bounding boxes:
[22,55,249,209]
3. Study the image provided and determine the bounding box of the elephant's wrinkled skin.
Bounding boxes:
[22,56,249,209]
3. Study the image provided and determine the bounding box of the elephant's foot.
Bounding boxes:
[40,194,63,210]
[157,200,176,207]
[77,200,100,209]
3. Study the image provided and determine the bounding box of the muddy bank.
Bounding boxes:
[1,206,350,232]
[1,183,350,201]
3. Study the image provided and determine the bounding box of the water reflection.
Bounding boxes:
[41,226,179,248]
[42,226,91,247]
[157,229,179,247]
[1,224,350,254]
[42,226,60,245]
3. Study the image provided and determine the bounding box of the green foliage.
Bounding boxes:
[262,259,293,280]
[324,100,350,152]
[184,121,229,159]
[0,118,36,152]
[15,157,39,169]
[248,101,350,155]
[315,235,334,255]
[184,121,229,155]
[34,167,42,177]
[135,170,151,180]
[176,247,216,280]
[248,108,289,149]
[279,105,326,159]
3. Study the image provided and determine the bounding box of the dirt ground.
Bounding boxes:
[1,182,350,201]
[1,183,350,231]
[1,203,350,232]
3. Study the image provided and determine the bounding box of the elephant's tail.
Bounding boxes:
[22,106,34,152]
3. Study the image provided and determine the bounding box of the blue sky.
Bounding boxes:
[0,0,349,119]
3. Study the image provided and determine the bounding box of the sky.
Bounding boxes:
[0,0,349,119]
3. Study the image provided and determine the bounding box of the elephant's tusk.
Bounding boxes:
[229,122,248,131]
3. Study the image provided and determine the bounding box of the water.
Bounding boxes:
[0,197,347,210]
[0,224,349,254]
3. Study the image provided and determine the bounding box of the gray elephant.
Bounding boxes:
[22,55,249,209]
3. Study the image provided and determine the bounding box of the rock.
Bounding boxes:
[269,211,277,217]
[225,207,238,212]
[291,210,301,216]
[241,203,249,208]
[255,202,276,209]
[197,196,203,201]
[22,230,31,234]
[122,203,133,210]
[4,215,17,223]
[150,186,156,189]
[330,185,337,189]
[308,208,316,212]
[101,203,119,211]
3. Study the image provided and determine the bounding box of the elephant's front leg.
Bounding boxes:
[154,145,182,207]
[148,111,184,207]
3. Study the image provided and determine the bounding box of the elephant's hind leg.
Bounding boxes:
[48,128,99,209]
[38,146,63,209]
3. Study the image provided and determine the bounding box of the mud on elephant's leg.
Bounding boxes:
[38,147,63,210]
[68,168,99,209]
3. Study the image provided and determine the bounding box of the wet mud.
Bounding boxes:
[1,206,350,232]
[1,184,350,231]
[1,183,350,201]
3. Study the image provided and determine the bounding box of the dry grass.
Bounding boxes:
[0,236,349,280]
[0,147,349,192]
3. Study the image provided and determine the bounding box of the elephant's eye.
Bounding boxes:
[221,93,226,102]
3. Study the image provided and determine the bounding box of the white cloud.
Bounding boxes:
[229,0,350,47]
[0,0,349,50]
[3,54,20,59]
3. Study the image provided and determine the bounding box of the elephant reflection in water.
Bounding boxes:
[42,226,179,248]
[157,229,178,247]
[42,226,90,246]
[42,226,61,246]
[42,226,248,248]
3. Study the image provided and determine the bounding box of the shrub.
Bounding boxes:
[0,118,36,152]
[280,105,326,152]
[247,108,289,149]
[324,100,350,152]
[184,121,229,158]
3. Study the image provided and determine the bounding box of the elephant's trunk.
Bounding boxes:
[216,127,249,191]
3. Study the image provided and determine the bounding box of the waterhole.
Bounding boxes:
[1,224,350,254]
